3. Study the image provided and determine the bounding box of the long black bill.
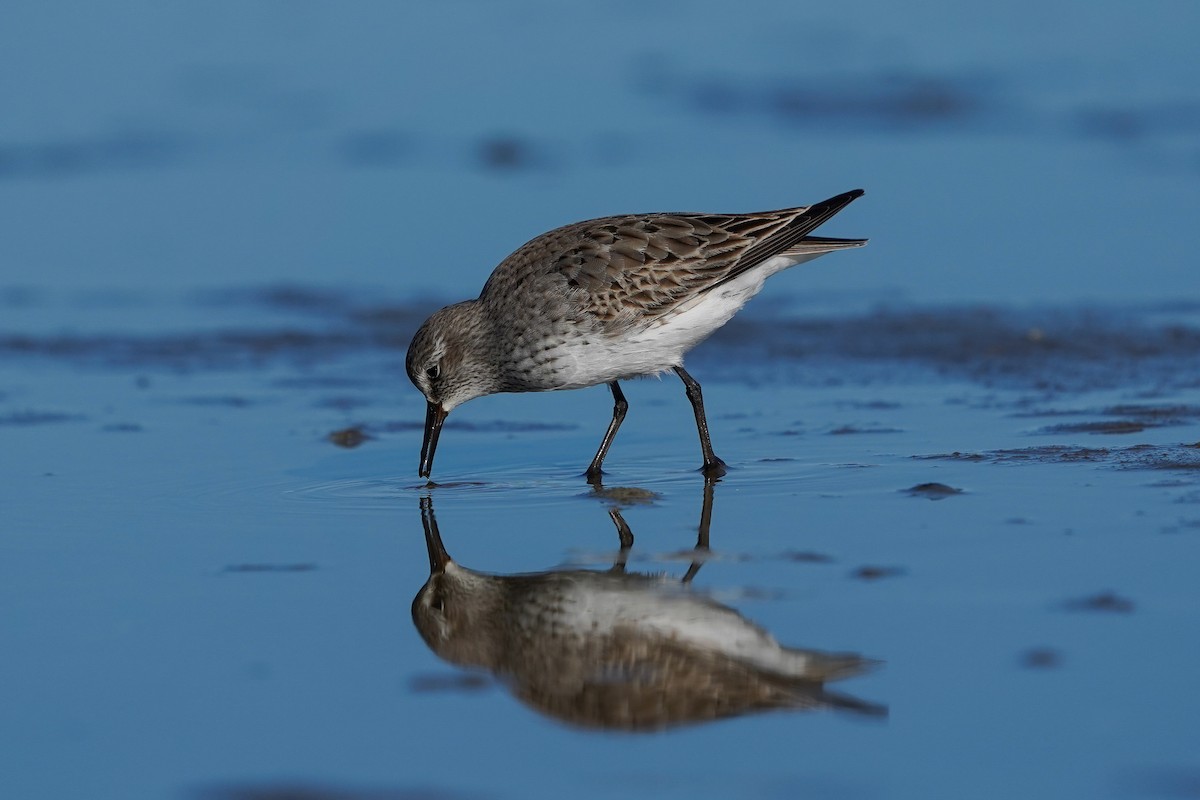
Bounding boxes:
[419,496,451,573]
[418,401,448,478]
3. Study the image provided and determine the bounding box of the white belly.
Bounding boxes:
[550,253,809,388]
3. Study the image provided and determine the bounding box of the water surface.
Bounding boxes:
[2,2,1199,798]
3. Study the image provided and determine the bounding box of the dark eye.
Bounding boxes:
[426,364,441,381]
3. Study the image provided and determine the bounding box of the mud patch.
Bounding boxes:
[0,410,85,426]
[705,304,1200,392]
[101,422,144,433]
[851,565,906,581]
[637,62,997,131]
[904,482,963,499]
[1036,420,1158,435]
[1019,647,1063,669]
[0,131,189,181]
[176,395,260,408]
[0,328,370,371]
[328,426,372,449]
[637,57,1200,170]
[1023,404,1200,435]
[1061,590,1135,613]
[922,443,1200,471]
[780,550,835,564]
[476,133,546,171]
[828,425,902,435]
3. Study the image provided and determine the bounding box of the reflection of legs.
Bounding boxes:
[674,366,728,477]
[682,476,716,584]
[586,381,628,484]
[608,508,634,573]
[601,476,715,580]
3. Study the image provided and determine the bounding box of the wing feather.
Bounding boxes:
[480,190,865,331]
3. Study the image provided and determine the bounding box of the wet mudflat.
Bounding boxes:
[3,290,1199,800]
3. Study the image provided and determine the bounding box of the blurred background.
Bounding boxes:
[3,0,1197,307]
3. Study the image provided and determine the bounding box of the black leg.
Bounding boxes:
[674,366,727,478]
[585,381,628,484]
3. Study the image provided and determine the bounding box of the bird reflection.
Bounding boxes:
[411,481,885,731]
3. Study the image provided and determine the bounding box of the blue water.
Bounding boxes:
[3,2,1200,799]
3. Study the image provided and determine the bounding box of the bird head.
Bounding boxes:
[406,302,494,477]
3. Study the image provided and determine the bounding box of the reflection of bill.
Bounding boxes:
[411,486,885,732]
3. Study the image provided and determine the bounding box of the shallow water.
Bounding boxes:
[4,289,1199,800]
[4,2,1200,799]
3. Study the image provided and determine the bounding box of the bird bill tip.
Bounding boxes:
[419,402,448,478]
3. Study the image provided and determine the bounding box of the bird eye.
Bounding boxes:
[426,364,441,381]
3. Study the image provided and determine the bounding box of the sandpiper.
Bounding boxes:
[406,189,866,480]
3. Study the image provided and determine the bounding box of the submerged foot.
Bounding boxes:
[700,457,728,480]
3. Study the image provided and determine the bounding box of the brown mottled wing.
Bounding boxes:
[480,190,864,331]
[549,211,795,326]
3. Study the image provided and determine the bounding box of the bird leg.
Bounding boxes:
[585,381,628,484]
[674,366,728,478]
